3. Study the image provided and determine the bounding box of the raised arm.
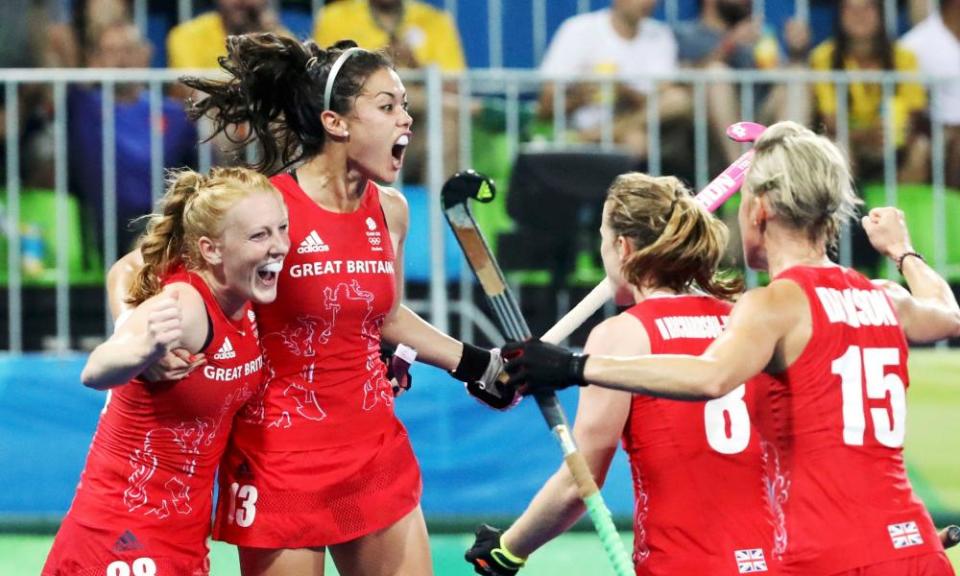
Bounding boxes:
[81,283,206,390]
[106,249,207,380]
[863,207,960,343]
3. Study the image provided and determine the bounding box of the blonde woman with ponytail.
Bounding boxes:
[504,121,960,575]
[467,172,778,576]
[43,168,289,576]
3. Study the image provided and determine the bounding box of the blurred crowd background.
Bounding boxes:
[1,0,959,351]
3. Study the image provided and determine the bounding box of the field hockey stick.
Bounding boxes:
[442,171,634,576]
[726,121,767,143]
[941,525,960,549]
[534,121,768,345]
[444,149,762,574]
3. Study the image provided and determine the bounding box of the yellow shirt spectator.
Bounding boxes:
[809,40,926,146]
[167,11,289,69]
[313,0,466,72]
[167,12,228,69]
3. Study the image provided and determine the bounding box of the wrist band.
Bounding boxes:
[452,342,490,383]
[494,540,527,567]
[896,251,924,274]
[571,353,589,386]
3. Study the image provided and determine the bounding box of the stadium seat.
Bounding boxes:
[0,189,104,287]
[861,183,960,282]
[497,147,637,288]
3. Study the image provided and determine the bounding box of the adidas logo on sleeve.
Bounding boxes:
[213,337,237,360]
[297,230,330,254]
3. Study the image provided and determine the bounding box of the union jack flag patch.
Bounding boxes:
[735,548,768,573]
[888,521,924,549]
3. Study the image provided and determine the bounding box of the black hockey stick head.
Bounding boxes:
[441,170,496,210]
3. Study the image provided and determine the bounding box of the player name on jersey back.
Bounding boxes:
[814,287,898,328]
[289,259,396,278]
[654,314,728,340]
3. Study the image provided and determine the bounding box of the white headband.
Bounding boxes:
[323,47,364,112]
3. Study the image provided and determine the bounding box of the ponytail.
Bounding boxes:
[126,167,278,306]
[182,34,392,174]
[606,173,743,301]
[127,170,202,305]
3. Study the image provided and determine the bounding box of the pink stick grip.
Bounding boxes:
[694,148,755,212]
[726,121,767,143]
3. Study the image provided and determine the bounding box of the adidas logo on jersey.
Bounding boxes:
[214,337,237,360]
[112,529,144,553]
[297,230,329,254]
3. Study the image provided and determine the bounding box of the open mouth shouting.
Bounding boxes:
[391,133,410,171]
[256,260,283,288]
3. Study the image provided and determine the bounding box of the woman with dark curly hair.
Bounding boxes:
[110,35,513,575]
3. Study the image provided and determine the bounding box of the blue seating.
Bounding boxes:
[400,185,465,283]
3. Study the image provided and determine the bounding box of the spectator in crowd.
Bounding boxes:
[538,0,686,161]
[167,1,288,165]
[0,0,79,188]
[0,0,65,68]
[902,0,960,188]
[674,0,812,167]
[69,21,197,252]
[314,0,466,182]
[810,0,929,183]
[46,0,129,68]
[166,0,284,69]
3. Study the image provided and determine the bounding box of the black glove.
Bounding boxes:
[453,343,520,410]
[501,340,588,394]
[465,524,526,576]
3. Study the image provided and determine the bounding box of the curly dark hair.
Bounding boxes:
[182,35,393,174]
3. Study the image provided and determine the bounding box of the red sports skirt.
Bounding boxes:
[829,552,955,576]
[42,514,210,576]
[213,417,422,548]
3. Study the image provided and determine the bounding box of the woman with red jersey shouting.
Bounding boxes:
[110,35,512,576]
[44,167,289,575]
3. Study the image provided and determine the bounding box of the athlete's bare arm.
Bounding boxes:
[502,313,641,557]
[582,281,806,399]
[863,207,960,343]
[82,283,207,390]
[106,250,207,379]
[107,250,144,321]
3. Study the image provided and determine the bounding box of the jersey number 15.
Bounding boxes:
[833,345,906,448]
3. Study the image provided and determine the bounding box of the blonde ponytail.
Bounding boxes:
[126,167,278,305]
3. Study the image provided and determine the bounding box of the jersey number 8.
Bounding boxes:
[704,383,751,454]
